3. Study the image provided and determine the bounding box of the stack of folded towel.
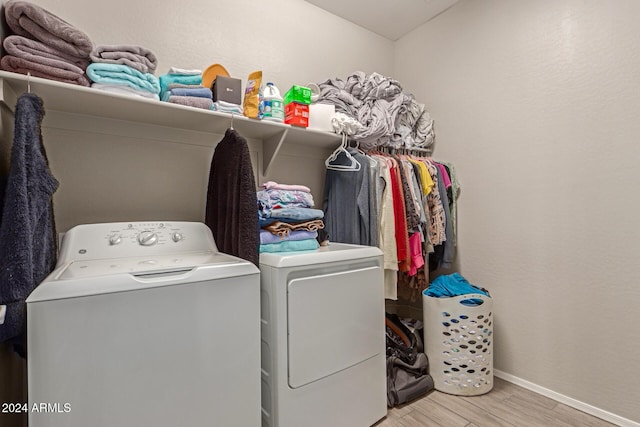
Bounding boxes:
[212,100,243,114]
[258,181,325,253]
[158,68,212,110]
[87,45,160,99]
[1,0,94,86]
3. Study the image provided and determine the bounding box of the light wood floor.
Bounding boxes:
[374,377,617,427]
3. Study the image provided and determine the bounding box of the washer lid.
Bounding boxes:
[27,252,258,302]
[57,252,239,279]
[259,243,381,268]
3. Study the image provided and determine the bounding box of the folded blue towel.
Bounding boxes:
[169,87,212,98]
[260,207,324,221]
[159,73,203,97]
[161,87,212,102]
[258,208,324,228]
[87,63,160,94]
[259,238,319,253]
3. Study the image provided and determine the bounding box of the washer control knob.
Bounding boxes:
[109,234,122,245]
[171,232,183,242]
[138,231,158,246]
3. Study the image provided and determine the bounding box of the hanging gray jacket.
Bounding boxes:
[0,93,59,346]
[323,147,372,245]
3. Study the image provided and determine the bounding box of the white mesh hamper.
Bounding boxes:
[422,292,493,396]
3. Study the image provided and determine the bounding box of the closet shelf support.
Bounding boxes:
[0,78,19,114]
[262,129,288,176]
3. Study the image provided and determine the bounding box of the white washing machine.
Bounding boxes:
[259,243,387,427]
[26,221,261,427]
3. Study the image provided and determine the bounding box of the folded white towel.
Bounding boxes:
[168,67,202,75]
[92,83,160,100]
[212,100,243,114]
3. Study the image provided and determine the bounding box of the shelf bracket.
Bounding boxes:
[0,78,18,114]
[262,129,288,176]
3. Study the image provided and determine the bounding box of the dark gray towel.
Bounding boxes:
[4,0,93,60]
[0,93,58,345]
[3,34,90,69]
[205,129,258,265]
[90,44,158,74]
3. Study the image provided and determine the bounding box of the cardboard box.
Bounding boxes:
[285,102,309,127]
[284,85,312,105]
[212,76,242,105]
[308,103,335,132]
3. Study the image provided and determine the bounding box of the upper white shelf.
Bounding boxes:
[0,70,341,175]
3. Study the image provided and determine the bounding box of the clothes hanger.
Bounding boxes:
[27,72,31,93]
[324,133,345,164]
[325,133,361,171]
[354,139,377,167]
[229,113,234,130]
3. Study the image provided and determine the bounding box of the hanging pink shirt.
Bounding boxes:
[435,163,451,189]
[408,232,424,276]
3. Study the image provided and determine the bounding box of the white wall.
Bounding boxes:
[395,0,640,423]
[0,2,392,424]
[5,0,638,424]
[0,0,394,232]
[19,0,393,90]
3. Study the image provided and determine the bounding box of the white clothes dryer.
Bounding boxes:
[259,243,386,427]
[26,221,260,427]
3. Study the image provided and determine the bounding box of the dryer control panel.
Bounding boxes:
[57,221,218,264]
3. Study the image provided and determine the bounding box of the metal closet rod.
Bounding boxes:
[367,145,433,156]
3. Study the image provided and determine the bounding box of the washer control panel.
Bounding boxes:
[104,223,189,248]
[57,222,218,264]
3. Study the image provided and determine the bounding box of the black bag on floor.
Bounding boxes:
[385,313,434,407]
[387,353,434,407]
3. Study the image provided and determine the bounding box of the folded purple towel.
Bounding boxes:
[167,95,213,110]
[90,44,158,74]
[1,55,90,87]
[259,229,318,245]
[3,35,89,69]
[4,0,93,59]
[167,83,205,90]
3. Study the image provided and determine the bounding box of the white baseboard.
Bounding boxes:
[494,369,639,427]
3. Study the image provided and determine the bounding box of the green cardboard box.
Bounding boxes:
[284,85,312,105]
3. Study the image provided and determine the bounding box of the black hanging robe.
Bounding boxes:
[205,128,259,265]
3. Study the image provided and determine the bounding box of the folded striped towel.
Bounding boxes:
[87,63,160,94]
[159,73,203,97]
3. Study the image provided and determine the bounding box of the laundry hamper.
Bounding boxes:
[422,291,493,396]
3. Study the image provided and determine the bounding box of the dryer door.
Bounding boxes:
[287,266,383,388]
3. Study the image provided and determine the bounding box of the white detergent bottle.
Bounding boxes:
[262,82,284,122]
